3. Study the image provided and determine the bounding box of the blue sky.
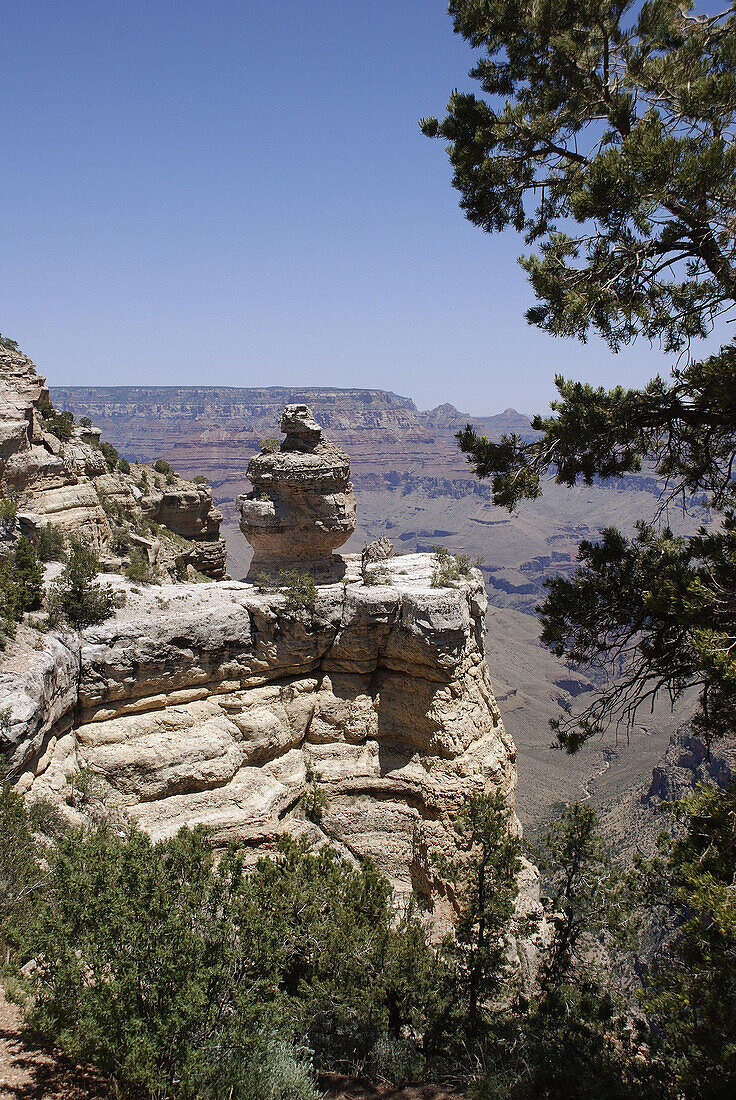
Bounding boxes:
[0,0,722,414]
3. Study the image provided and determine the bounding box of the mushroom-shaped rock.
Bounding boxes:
[238,405,357,580]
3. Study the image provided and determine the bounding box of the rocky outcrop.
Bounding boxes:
[0,341,226,579]
[238,405,357,580]
[3,555,540,930]
[646,726,733,804]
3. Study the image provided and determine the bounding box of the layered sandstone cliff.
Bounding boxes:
[2,557,533,921]
[0,339,226,579]
[1,348,548,980]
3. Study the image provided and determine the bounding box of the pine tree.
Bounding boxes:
[423,1,736,748]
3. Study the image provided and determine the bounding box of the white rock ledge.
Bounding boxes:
[2,554,542,937]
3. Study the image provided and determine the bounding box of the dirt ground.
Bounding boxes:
[318,1074,464,1100]
[0,990,463,1100]
[0,991,111,1100]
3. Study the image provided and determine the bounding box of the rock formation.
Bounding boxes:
[3,555,545,965]
[238,404,357,580]
[0,340,227,580]
[1,350,548,979]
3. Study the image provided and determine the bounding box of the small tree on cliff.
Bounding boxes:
[47,539,117,629]
[435,791,524,1038]
[422,0,736,750]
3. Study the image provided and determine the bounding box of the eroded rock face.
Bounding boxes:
[4,555,540,930]
[238,405,356,580]
[0,342,226,578]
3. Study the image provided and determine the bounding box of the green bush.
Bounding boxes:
[260,438,280,454]
[193,475,209,486]
[0,538,44,643]
[37,525,65,562]
[19,827,439,1097]
[279,569,317,612]
[0,782,46,961]
[99,440,119,471]
[153,459,172,475]
[118,458,131,474]
[362,563,393,586]
[124,551,154,584]
[0,497,18,523]
[431,546,483,588]
[47,540,117,628]
[42,409,75,442]
[79,416,92,428]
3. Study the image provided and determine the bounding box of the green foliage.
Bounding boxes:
[19,825,439,1096]
[260,437,280,454]
[78,416,92,428]
[118,457,131,474]
[42,408,75,442]
[99,439,119,471]
[427,1,736,751]
[0,334,20,352]
[533,804,634,996]
[47,539,117,629]
[193,474,209,485]
[0,537,44,645]
[423,1,736,353]
[637,781,736,1099]
[299,765,327,823]
[0,497,18,523]
[0,782,46,963]
[431,545,482,588]
[124,551,155,584]
[37,524,65,562]
[361,562,393,586]
[436,791,524,1037]
[471,804,659,1100]
[153,458,172,475]
[279,569,317,612]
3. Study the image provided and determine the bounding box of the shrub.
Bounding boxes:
[0,538,44,640]
[193,475,209,486]
[13,537,43,613]
[79,416,92,428]
[300,766,327,823]
[362,563,393,586]
[0,497,18,523]
[99,440,119,471]
[47,540,117,629]
[42,409,75,442]
[0,781,45,961]
[20,827,440,1094]
[27,797,67,838]
[153,459,172,475]
[37,524,65,562]
[165,472,177,485]
[279,570,317,612]
[431,546,482,588]
[124,551,154,585]
[118,458,131,474]
[260,438,280,454]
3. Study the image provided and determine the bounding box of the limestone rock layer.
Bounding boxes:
[0,341,227,578]
[6,555,522,918]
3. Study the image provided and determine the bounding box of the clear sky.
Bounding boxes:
[0,0,721,414]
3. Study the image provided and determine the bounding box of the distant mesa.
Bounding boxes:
[238,404,357,581]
